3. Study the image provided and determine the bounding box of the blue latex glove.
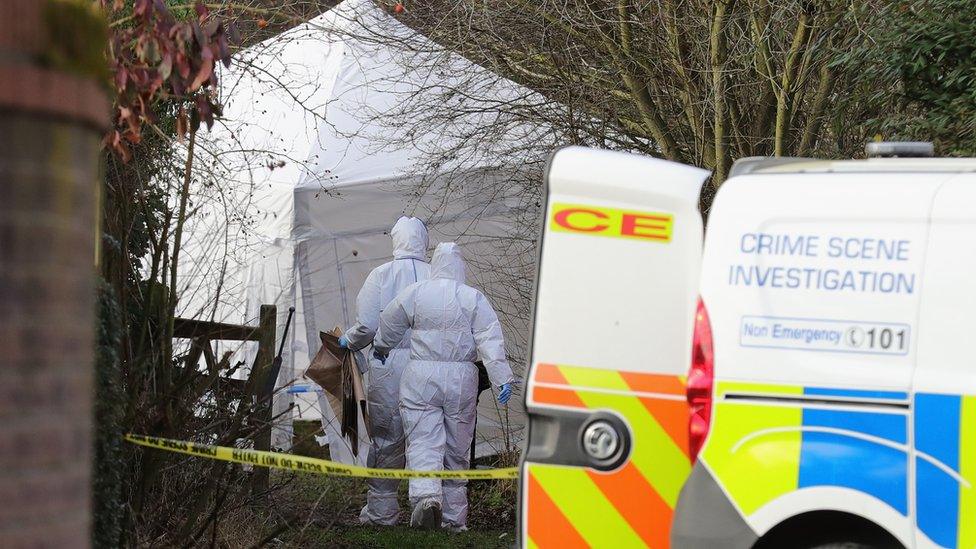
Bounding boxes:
[498,383,512,404]
[372,349,387,365]
[338,335,349,348]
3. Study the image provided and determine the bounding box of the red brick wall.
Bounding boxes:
[0,1,105,545]
[0,115,99,548]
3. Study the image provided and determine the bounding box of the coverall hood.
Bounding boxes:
[391,216,428,260]
[430,242,466,283]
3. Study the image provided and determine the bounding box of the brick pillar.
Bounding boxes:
[0,2,107,547]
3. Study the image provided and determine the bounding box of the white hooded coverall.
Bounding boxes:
[342,216,430,525]
[374,242,515,528]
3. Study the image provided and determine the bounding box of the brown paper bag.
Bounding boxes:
[305,328,371,455]
[306,329,343,428]
[349,353,370,438]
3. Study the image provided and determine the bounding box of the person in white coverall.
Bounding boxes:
[337,216,431,526]
[374,242,515,530]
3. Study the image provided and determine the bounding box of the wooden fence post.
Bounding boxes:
[251,304,277,498]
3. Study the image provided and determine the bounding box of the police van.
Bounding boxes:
[520,144,975,548]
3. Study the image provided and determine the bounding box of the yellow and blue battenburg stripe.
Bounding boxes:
[704,383,975,548]
[798,387,909,516]
[914,393,976,549]
[702,382,806,515]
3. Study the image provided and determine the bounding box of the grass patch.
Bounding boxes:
[297,525,513,548]
[263,421,517,547]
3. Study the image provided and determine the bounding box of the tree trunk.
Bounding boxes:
[710,0,736,184]
[0,2,106,547]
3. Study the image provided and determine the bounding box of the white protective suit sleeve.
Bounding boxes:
[471,292,515,387]
[373,288,414,356]
[342,268,382,352]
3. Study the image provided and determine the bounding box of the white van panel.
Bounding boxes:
[521,147,709,549]
[915,174,976,394]
[531,147,709,376]
[701,172,952,392]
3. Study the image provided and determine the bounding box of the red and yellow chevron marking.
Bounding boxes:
[524,364,691,548]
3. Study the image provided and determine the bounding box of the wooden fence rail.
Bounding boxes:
[172,304,277,498]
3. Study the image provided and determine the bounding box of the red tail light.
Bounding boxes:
[687,297,714,461]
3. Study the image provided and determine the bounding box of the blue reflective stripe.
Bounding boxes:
[915,393,962,548]
[803,406,907,444]
[798,407,908,515]
[916,394,961,471]
[917,460,958,548]
[804,386,908,401]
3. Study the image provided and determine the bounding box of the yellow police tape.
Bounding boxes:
[125,434,519,480]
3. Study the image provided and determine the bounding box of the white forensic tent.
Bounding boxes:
[180,0,542,464]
